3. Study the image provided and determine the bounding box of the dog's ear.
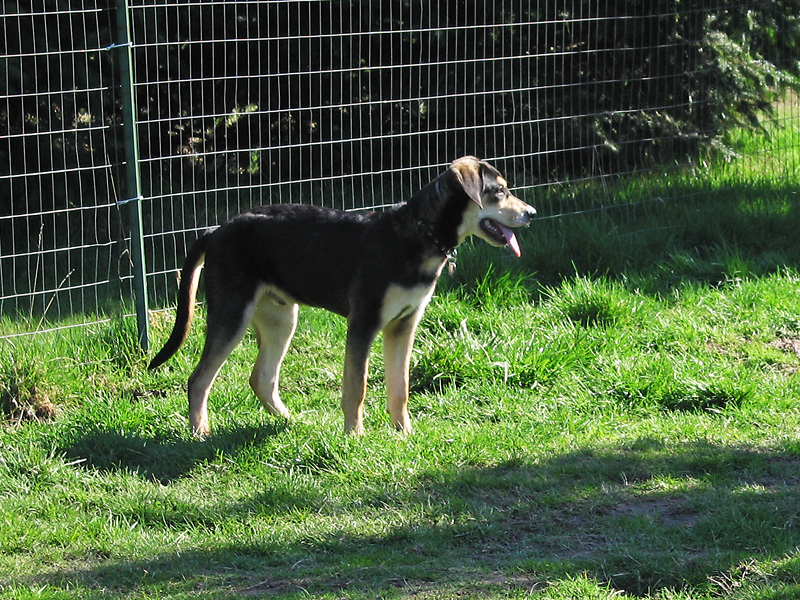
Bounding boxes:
[448,156,484,207]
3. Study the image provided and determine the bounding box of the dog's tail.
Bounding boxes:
[148,232,212,370]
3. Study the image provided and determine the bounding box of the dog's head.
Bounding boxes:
[447,156,537,256]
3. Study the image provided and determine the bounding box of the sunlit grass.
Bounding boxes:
[1,113,800,598]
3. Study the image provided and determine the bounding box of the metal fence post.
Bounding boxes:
[115,0,149,351]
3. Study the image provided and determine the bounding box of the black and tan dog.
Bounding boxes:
[149,156,536,436]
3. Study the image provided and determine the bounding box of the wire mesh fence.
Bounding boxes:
[2,1,798,342]
[1,2,131,334]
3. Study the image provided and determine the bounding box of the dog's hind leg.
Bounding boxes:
[383,311,424,434]
[188,296,255,438]
[249,298,298,420]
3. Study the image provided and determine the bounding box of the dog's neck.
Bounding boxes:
[394,183,460,259]
[414,218,457,258]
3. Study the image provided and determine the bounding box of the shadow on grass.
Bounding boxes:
[25,436,800,597]
[59,421,291,484]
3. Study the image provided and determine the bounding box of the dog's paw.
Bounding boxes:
[345,421,365,436]
[391,412,413,434]
[191,422,211,440]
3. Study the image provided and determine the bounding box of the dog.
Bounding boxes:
[148,156,536,436]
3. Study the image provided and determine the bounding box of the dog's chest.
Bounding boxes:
[379,282,436,327]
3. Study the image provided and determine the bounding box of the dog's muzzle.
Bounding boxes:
[517,206,537,225]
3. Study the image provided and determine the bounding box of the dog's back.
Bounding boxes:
[205,204,393,317]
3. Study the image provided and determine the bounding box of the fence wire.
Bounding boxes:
[1,1,798,340]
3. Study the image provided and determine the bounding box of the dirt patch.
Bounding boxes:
[770,336,800,358]
[237,578,308,597]
[236,572,544,598]
[768,337,800,375]
[0,385,56,424]
[612,497,700,528]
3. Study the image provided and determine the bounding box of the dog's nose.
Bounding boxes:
[524,206,537,223]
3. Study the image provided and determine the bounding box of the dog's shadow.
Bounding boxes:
[59,422,288,483]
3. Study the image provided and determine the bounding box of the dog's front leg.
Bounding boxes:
[341,319,378,435]
[382,313,422,434]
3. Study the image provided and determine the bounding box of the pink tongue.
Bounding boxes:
[498,223,521,257]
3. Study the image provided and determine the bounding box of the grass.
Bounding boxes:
[1,108,800,598]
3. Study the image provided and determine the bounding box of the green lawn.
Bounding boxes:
[2,110,800,599]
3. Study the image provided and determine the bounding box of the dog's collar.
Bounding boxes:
[416,219,457,259]
[446,247,458,275]
[415,219,458,275]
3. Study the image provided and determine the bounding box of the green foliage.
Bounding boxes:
[545,275,632,328]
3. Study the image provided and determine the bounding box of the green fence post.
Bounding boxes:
[115,0,149,351]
